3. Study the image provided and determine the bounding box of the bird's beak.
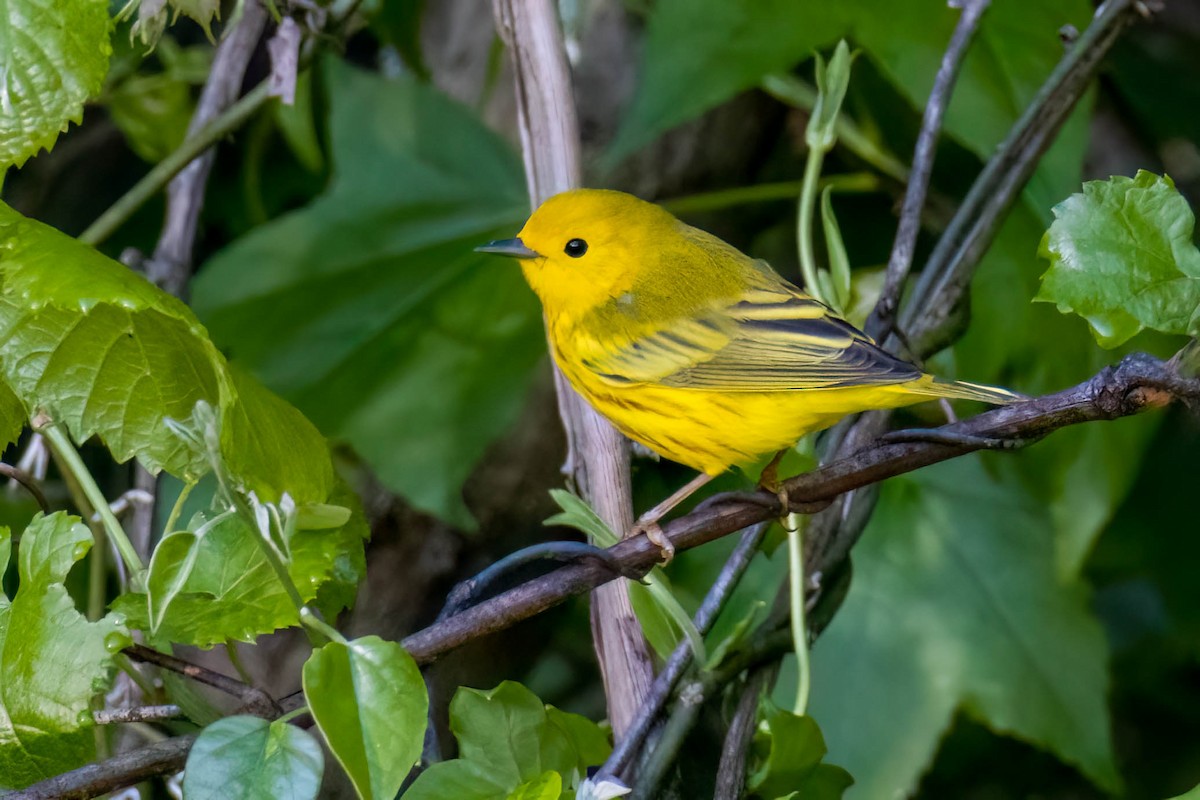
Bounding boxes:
[475,238,541,259]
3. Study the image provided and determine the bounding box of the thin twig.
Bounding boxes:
[897,0,1143,352]
[599,523,769,784]
[867,0,991,340]
[0,462,49,512]
[124,644,280,717]
[714,667,773,800]
[92,705,183,726]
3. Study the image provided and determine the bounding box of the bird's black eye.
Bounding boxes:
[564,238,588,258]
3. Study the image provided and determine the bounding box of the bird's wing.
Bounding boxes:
[580,286,922,391]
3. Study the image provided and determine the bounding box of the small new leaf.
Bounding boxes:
[1037,170,1200,347]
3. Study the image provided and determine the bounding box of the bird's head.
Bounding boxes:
[477,189,683,323]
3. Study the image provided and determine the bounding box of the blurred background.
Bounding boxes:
[4,0,1199,797]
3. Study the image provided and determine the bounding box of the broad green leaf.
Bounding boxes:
[806,458,1120,798]
[125,482,366,646]
[193,58,541,529]
[1168,783,1200,800]
[182,715,324,800]
[506,772,562,800]
[221,364,334,504]
[0,200,224,477]
[606,0,844,162]
[1036,171,1200,347]
[0,514,130,788]
[0,381,24,453]
[302,635,427,800]
[404,681,610,800]
[0,0,111,168]
[748,702,852,800]
[957,205,1160,576]
[610,0,1090,209]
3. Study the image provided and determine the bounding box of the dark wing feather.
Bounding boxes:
[582,286,921,391]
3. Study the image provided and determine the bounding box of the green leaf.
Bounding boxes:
[1036,171,1200,347]
[0,513,130,788]
[505,772,562,800]
[302,635,427,800]
[404,681,610,800]
[182,715,324,800]
[0,200,224,477]
[193,58,542,528]
[748,702,852,800]
[1168,783,1200,800]
[127,479,366,647]
[221,364,334,504]
[955,206,1159,577]
[806,458,1120,798]
[607,0,844,162]
[0,0,111,168]
[610,0,1090,210]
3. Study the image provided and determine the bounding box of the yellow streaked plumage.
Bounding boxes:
[480,189,1018,477]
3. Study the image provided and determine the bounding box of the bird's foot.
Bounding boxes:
[633,518,676,564]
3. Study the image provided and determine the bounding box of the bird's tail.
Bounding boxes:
[915,376,1026,405]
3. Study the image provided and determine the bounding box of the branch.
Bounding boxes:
[3,735,196,800]
[898,0,1146,353]
[124,644,280,717]
[491,0,653,738]
[598,523,769,785]
[92,705,183,725]
[27,352,1194,799]
[867,0,991,340]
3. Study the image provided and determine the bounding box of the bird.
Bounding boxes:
[478,189,1019,541]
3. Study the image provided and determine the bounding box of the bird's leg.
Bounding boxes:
[757,448,791,515]
[632,472,715,563]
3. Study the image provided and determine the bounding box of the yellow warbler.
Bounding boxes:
[479,189,1017,494]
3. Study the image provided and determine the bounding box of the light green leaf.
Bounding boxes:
[1036,171,1200,347]
[0,513,130,788]
[1168,783,1200,800]
[0,0,111,168]
[182,715,324,800]
[302,636,427,800]
[193,58,541,529]
[748,702,853,800]
[404,681,610,800]
[807,458,1120,798]
[125,480,366,647]
[0,200,223,477]
[506,772,562,800]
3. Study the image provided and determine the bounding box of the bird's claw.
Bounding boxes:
[635,520,676,564]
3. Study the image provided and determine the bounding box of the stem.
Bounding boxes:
[762,73,910,184]
[786,515,811,717]
[275,706,310,725]
[39,423,146,584]
[229,491,307,616]
[300,606,346,645]
[797,145,825,299]
[225,641,255,686]
[162,480,195,535]
[78,82,272,248]
[88,528,107,622]
[662,174,878,216]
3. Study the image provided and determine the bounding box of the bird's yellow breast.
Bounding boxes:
[551,325,926,476]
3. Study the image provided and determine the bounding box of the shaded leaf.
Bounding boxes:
[183,715,324,800]
[748,702,852,800]
[807,458,1120,797]
[193,58,542,528]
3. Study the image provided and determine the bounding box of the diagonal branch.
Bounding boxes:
[21,351,1198,800]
